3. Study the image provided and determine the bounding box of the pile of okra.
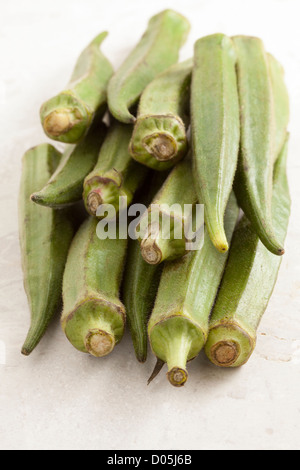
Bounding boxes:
[19,9,290,387]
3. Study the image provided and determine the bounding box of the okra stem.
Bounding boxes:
[83,121,147,217]
[40,32,113,143]
[148,193,239,386]
[129,59,192,170]
[61,217,127,356]
[138,157,197,264]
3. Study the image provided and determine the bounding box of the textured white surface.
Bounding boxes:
[1,0,300,451]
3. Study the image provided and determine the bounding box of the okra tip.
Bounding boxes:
[167,367,188,387]
[84,328,116,357]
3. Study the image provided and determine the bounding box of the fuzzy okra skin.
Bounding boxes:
[107,9,190,124]
[205,136,291,368]
[31,118,107,208]
[83,121,148,217]
[129,59,192,170]
[61,216,127,356]
[122,172,167,363]
[233,35,284,256]
[138,157,198,265]
[148,192,239,387]
[40,32,113,143]
[268,53,290,161]
[19,144,75,355]
[191,34,240,254]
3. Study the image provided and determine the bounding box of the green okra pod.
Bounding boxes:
[268,53,290,161]
[129,59,192,170]
[31,117,107,208]
[137,157,198,265]
[205,135,291,368]
[122,171,167,362]
[191,34,240,254]
[40,32,113,143]
[83,121,148,217]
[107,9,190,124]
[148,192,239,386]
[233,35,284,256]
[19,144,75,355]
[61,216,127,357]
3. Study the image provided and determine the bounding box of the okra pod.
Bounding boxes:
[31,117,107,208]
[83,121,147,217]
[268,53,289,160]
[19,144,75,355]
[61,217,127,356]
[129,59,192,170]
[40,32,113,143]
[122,172,167,362]
[233,35,284,256]
[138,157,198,265]
[205,136,291,368]
[148,192,239,386]
[107,9,190,124]
[191,34,240,253]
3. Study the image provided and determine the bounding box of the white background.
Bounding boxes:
[1,0,300,450]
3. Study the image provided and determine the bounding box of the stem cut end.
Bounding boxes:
[167,367,188,387]
[211,340,239,366]
[143,133,177,162]
[141,237,162,265]
[87,191,103,216]
[85,329,115,357]
[43,110,74,137]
